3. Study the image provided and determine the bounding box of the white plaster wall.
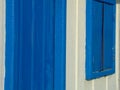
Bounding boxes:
[66,0,120,90]
[0,0,5,90]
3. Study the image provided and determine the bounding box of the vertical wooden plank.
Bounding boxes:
[0,0,5,90]
[5,0,15,89]
[66,0,78,90]
[94,78,107,90]
[18,0,33,89]
[44,1,54,89]
[54,0,66,90]
[31,0,44,89]
[107,75,117,90]
[116,3,120,90]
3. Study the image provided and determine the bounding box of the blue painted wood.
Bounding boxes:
[104,4,115,70]
[54,0,66,90]
[86,0,116,80]
[5,0,66,90]
[95,0,115,4]
[5,0,15,90]
[92,1,103,72]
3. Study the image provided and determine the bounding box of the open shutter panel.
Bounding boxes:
[86,0,116,80]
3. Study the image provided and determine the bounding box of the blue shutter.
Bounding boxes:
[86,0,116,80]
[5,0,66,90]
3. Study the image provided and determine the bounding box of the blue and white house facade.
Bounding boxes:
[0,0,120,90]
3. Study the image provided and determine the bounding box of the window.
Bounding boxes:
[86,0,116,80]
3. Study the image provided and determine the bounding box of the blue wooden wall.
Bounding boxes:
[5,0,66,90]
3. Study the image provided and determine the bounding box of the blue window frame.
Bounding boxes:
[86,0,116,80]
[5,0,66,90]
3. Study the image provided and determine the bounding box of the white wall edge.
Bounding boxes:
[0,0,5,90]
